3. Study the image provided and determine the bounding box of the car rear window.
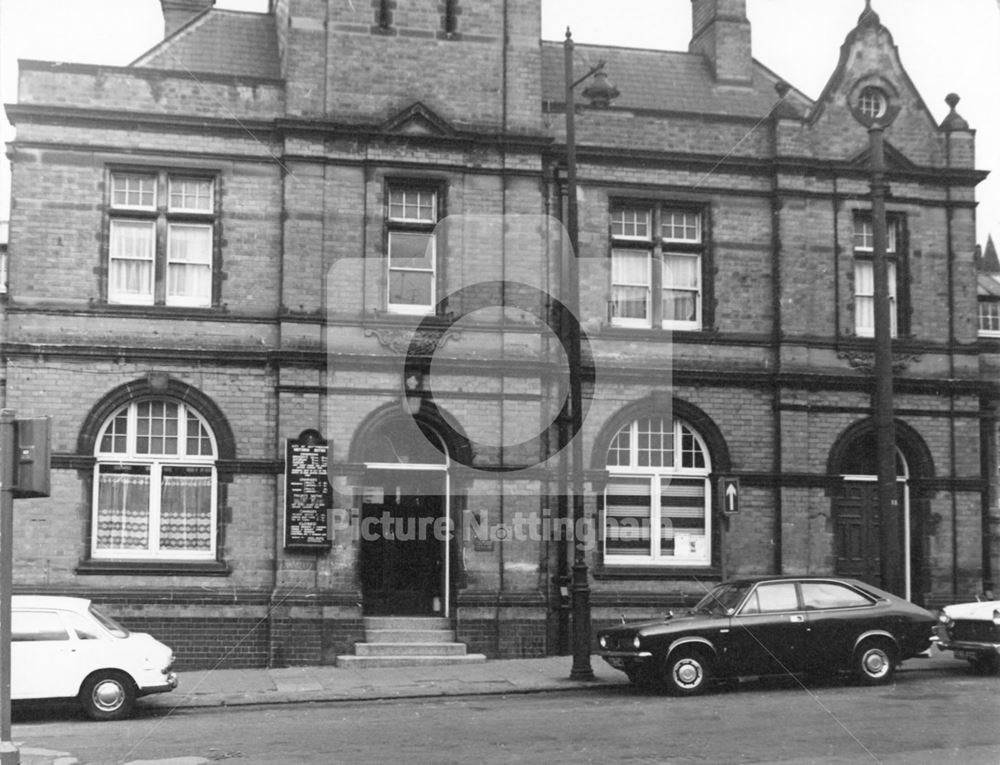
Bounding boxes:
[801,582,873,610]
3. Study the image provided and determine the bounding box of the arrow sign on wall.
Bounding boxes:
[719,477,740,514]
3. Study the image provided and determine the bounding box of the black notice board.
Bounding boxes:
[284,430,332,550]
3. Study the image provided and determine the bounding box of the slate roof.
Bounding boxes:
[132,9,281,80]
[978,274,1000,298]
[541,41,813,119]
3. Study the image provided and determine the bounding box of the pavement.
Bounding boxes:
[12,649,973,765]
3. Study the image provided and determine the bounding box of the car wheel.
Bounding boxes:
[970,654,1000,676]
[79,670,136,721]
[663,648,711,696]
[853,640,897,686]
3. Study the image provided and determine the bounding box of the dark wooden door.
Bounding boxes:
[360,472,445,616]
[834,483,880,585]
[834,481,904,589]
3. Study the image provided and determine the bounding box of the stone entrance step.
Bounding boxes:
[335,616,486,668]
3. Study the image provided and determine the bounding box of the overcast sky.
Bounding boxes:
[1,0,997,245]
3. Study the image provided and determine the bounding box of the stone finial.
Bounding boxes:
[771,80,802,120]
[941,92,970,131]
[858,0,881,28]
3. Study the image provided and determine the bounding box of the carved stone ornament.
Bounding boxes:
[364,326,462,355]
[837,350,921,373]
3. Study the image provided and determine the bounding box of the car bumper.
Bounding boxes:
[597,651,652,669]
[936,640,1000,659]
[137,672,178,698]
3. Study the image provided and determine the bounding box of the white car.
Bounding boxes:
[11,595,178,720]
[936,598,1000,675]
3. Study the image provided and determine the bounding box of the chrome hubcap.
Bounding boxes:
[674,659,702,688]
[93,680,125,711]
[863,649,889,677]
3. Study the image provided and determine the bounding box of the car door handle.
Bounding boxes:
[789,615,805,623]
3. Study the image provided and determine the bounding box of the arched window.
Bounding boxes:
[604,417,711,566]
[92,398,217,560]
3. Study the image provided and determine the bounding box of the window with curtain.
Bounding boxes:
[610,205,704,330]
[108,170,216,307]
[603,417,712,566]
[92,399,217,560]
[853,215,901,338]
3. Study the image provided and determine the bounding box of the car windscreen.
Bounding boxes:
[88,604,130,638]
[693,582,753,615]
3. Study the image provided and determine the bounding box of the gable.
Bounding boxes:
[801,6,945,167]
[380,102,455,138]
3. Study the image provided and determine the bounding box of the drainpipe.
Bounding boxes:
[944,132,960,600]
[495,0,510,656]
[768,100,783,575]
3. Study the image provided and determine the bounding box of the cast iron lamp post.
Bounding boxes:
[563,28,618,681]
[852,81,903,597]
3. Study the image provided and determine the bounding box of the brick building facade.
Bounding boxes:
[3,0,995,669]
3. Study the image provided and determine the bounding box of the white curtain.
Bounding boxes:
[855,261,896,335]
[167,224,212,304]
[160,474,212,551]
[109,220,154,299]
[611,250,649,320]
[96,473,150,550]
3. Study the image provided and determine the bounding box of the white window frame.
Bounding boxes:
[978,299,1000,336]
[386,187,438,315]
[108,170,215,308]
[610,206,703,330]
[166,223,214,308]
[111,173,157,211]
[108,219,156,305]
[168,177,214,214]
[854,259,898,338]
[661,250,702,330]
[858,86,888,121]
[853,216,900,338]
[91,399,218,561]
[603,418,712,567]
[610,248,652,327]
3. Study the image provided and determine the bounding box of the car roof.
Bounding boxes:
[719,576,888,592]
[12,595,93,612]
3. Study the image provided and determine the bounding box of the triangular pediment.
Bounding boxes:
[848,141,916,172]
[380,102,454,137]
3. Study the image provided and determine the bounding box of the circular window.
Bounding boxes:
[858,86,888,120]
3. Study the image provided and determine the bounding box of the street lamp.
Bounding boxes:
[563,28,618,681]
[851,76,903,596]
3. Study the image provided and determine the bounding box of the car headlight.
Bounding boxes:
[632,635,642,650]
[993,609,1000,627]
[937,611,953,627]
[599,635,608,649]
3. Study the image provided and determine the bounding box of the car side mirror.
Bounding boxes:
[726,608,736,617]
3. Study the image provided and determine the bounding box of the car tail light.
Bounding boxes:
[993,610,1000,627]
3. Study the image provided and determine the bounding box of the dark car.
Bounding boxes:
[596,576,936,695]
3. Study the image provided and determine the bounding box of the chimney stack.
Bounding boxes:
[689,0,753,86]
[160,0,215,38]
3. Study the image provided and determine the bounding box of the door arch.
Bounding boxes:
[351,408,460,617]
[828,419,934,603]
